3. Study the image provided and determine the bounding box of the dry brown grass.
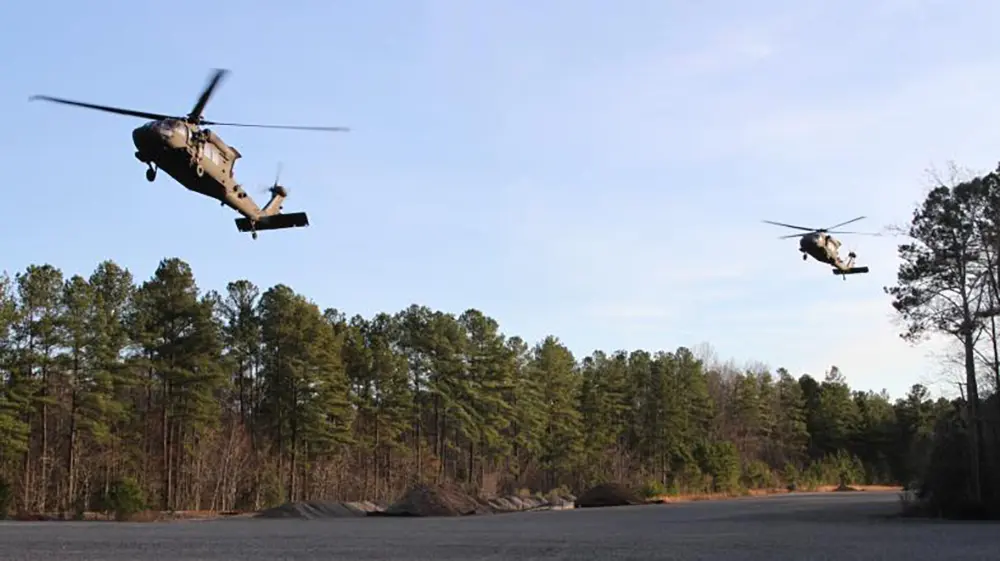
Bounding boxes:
[10,509,255,522]
[815,484,902,493]
[651,484,903,504]
[161,509,253,520]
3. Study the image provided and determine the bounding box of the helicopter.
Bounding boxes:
[28,68,349,240]
[763,216,879,280]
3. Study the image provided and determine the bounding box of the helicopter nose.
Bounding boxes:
[132,125,157,152]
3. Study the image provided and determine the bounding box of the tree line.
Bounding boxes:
[0,254,952,518]
[886,163,1000,518]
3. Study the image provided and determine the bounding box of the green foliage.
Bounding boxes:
[105,477,146,521]
[638,478,667,499]
[742,460,774,490]
[782,463,801,491]
[0,255,961,516]
[697,440,741,493]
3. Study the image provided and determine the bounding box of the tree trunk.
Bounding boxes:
[373,416,380,501]
[21,418,32,512]
[40,364,49,512]
[962,328,983,503]
[467,440,474,486]
[66,390,78,517]
[162,377,171,511]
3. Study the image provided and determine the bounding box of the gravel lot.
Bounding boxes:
[1,491,996,561]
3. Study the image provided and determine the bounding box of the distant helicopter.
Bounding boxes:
[763,216,879,280]
[28,68,349,240]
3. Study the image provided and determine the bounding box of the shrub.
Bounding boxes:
[545,484,572,502]
[742,460,773,490]
[638,479,667,499]
[782,463,801,491]
[106,477,146,521]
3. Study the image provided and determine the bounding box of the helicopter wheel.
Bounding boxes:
[251,232,258,240]
[802,253,807,261]
[145,166,156,182]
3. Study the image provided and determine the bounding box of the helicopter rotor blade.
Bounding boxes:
[274,162,283,186]
[258,162,285,194]
[826,230,881,236]
[762,219,818,232]
[200,120,350,132]
[779,233,805,239]
[188,68,229,124]
[28,95,172,121]
[822,216,866,231]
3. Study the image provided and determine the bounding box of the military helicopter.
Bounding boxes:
[763,216,878,280]
[28,68,349,240]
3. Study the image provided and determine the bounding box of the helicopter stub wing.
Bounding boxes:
[235,212,309,233]
[832,266,869,275]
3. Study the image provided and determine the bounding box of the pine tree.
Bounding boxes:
[0,251,972,515]
[0,273,29,479]
[531,336,583,489]
[13,264,65,512]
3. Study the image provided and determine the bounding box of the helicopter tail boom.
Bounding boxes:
[261,186,288,217]
[235,212,309,234]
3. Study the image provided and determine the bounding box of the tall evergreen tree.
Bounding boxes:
[0,252,970,516]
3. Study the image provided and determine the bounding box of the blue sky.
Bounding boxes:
[2,0,998,399]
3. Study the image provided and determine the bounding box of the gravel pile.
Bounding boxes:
[255,500,385,519]
[574,483,644,508]
[255,487,581,519]
[487,493,577,512]
[373,482,492,517]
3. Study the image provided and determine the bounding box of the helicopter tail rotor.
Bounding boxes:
[257,162,286,195]
[259,162,290,216]
[270,161,283,191]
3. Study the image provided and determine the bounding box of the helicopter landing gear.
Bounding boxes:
[802,253,808,261]
[251,231,258,240]
[145,164,156,182]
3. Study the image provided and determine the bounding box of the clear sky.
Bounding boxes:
[2,0,998,399]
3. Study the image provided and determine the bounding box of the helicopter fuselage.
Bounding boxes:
[799,232,840,265]
[131,119,282,222]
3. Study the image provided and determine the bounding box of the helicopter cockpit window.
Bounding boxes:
[157,120,179,136]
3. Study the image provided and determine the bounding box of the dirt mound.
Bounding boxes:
[374,482,492,517]
[256,500,383,519]
[574,483,644,508]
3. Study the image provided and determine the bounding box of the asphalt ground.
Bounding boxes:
[1,491,997,561]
